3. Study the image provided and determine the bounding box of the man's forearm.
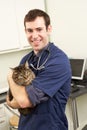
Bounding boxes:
[6,95,20,109]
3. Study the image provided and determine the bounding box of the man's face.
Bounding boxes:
[25,17,52,54]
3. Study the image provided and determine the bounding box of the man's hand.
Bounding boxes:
[6,94,20,109]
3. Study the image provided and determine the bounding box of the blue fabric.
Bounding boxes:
[18,42,71,130]
[26,85,49,106]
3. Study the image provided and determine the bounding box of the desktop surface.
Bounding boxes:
[71,85,80,93]
[70,84,87,99]
[71,78,87,93]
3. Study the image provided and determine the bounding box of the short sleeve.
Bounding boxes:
[32,55,71,97]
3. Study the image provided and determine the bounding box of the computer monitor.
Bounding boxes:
[70,58,86,80]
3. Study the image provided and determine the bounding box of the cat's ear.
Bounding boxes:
[25,61,29,69]
[9,67,15,72]
[10,67,14,70]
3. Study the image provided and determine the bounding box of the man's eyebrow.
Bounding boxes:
[36,27,44,29]
[26,27,44,31]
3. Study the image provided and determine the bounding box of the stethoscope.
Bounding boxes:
[27,47,50,71]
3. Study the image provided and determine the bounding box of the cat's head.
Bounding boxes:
[11,61,35,86]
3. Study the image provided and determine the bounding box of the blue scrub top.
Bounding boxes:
[18,43,71,130]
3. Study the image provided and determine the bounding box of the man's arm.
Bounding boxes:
[7,70,33,109]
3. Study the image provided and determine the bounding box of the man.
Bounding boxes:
[7,9,71,130]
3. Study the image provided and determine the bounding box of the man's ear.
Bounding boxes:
[47,25,52,33]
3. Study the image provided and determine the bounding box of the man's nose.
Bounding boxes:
[32,31,38,38]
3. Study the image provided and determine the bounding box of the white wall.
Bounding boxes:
[46,0,87,59]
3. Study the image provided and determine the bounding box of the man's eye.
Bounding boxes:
[26,29,33,33]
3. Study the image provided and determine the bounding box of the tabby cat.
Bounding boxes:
[8,61,35,115]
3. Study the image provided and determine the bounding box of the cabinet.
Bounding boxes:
[4,103,20,130]
[0,0,45,53]
[0,104,8,130]
[0,0,19,52]
[0,103,19,130]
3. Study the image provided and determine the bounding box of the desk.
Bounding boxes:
[70,86,87,130]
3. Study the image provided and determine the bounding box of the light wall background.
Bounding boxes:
[46,0,87,59]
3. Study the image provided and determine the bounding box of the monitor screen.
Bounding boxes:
[70,58,86,80]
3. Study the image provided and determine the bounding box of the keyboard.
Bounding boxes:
[71,86,79,93]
